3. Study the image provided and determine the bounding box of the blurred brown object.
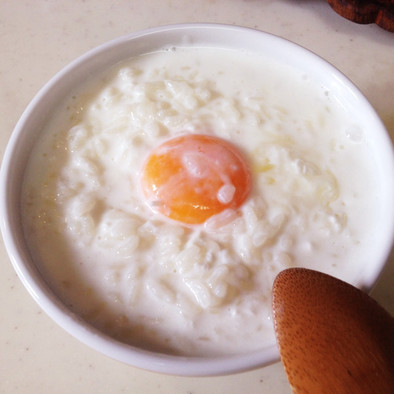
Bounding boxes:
[326,0,394,32]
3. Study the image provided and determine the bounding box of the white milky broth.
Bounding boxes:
[22,47,378,356]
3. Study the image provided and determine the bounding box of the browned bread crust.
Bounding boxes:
[326,0,394,32]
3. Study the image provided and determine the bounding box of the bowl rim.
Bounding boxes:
[1,22,394,376]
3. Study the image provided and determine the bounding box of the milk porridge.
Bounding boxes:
[22,47,378,356]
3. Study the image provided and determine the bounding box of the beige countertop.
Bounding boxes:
[1,1,393,393]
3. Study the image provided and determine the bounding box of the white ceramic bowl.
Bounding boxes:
[1,24,394,376]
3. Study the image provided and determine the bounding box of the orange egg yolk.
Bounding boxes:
[141,134,252,225]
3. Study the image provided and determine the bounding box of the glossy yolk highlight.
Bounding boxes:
[141,134,252,225]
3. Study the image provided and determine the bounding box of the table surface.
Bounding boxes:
[1,1,393,393]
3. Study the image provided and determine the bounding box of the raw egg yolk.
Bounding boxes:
[141,134,252,225]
